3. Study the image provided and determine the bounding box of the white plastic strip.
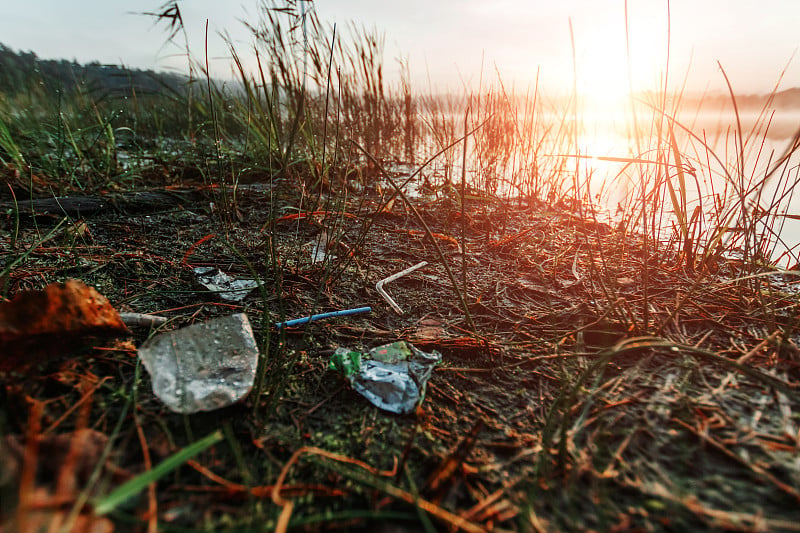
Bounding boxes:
[375,261,428,315]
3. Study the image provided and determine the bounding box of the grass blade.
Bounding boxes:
[93,430,223,516]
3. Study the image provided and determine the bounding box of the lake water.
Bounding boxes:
[413,102,800,267]
[578,105,800,266]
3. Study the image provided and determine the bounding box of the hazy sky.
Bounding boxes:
[4,1,799,97]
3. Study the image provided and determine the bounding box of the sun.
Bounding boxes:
[574,21,665,117]
[578,54,631,112]
[575,35,634,115]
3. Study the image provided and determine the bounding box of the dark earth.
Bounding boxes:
[2,167,799,532]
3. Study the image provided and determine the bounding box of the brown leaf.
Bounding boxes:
[3,428,125,491]
[7,487,115,533]
[0,279,129,370]
[414,318,446,339]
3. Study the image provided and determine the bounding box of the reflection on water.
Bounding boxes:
[421,98,800,266]
[571,102,800,265]
[510,95,800,266]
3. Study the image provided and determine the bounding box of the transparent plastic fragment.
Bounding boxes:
[193,267,260,302]
[137,314,259,413]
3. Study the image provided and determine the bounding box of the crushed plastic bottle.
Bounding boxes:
[329,341,441,414]
[137,314,259,414]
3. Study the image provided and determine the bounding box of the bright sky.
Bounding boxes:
[4,1,799,98]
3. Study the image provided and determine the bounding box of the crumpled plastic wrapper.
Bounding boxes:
[329,341,441,414]
[193,267,260,302]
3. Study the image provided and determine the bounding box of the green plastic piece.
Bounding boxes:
[328,341,441,414]
[329,350,362,377]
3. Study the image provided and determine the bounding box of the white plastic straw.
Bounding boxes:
[375,261,428,315]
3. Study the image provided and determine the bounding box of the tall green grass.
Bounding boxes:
[0,62,204,193]
[1,1,797,346]
[2,2,798,272]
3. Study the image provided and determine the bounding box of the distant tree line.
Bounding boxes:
[688,89,800,110]
[642,86,800,111]
[0,42,190,99]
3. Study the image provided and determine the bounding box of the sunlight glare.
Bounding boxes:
[577,51,630,115]
[575,15,666,122]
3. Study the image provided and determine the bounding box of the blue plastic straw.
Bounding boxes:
[274,306,372,329]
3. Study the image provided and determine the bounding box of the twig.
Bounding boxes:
[737,329,781,364]
[119,312,168,329]
[272,446,486,533]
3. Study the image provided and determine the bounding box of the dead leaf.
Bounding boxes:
[381,196,396,212]
[2,428,129,532]
[20,507,115,533]
[414,318,446,339]
[5,486,115,533]
[0,279,129,370]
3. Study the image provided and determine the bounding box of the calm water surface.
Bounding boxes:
[551,105,800,265]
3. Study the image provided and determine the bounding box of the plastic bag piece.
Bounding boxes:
[329,341,441,415]
[137,314,259,414]
[329,349,362,378]
[193,267,260,302]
